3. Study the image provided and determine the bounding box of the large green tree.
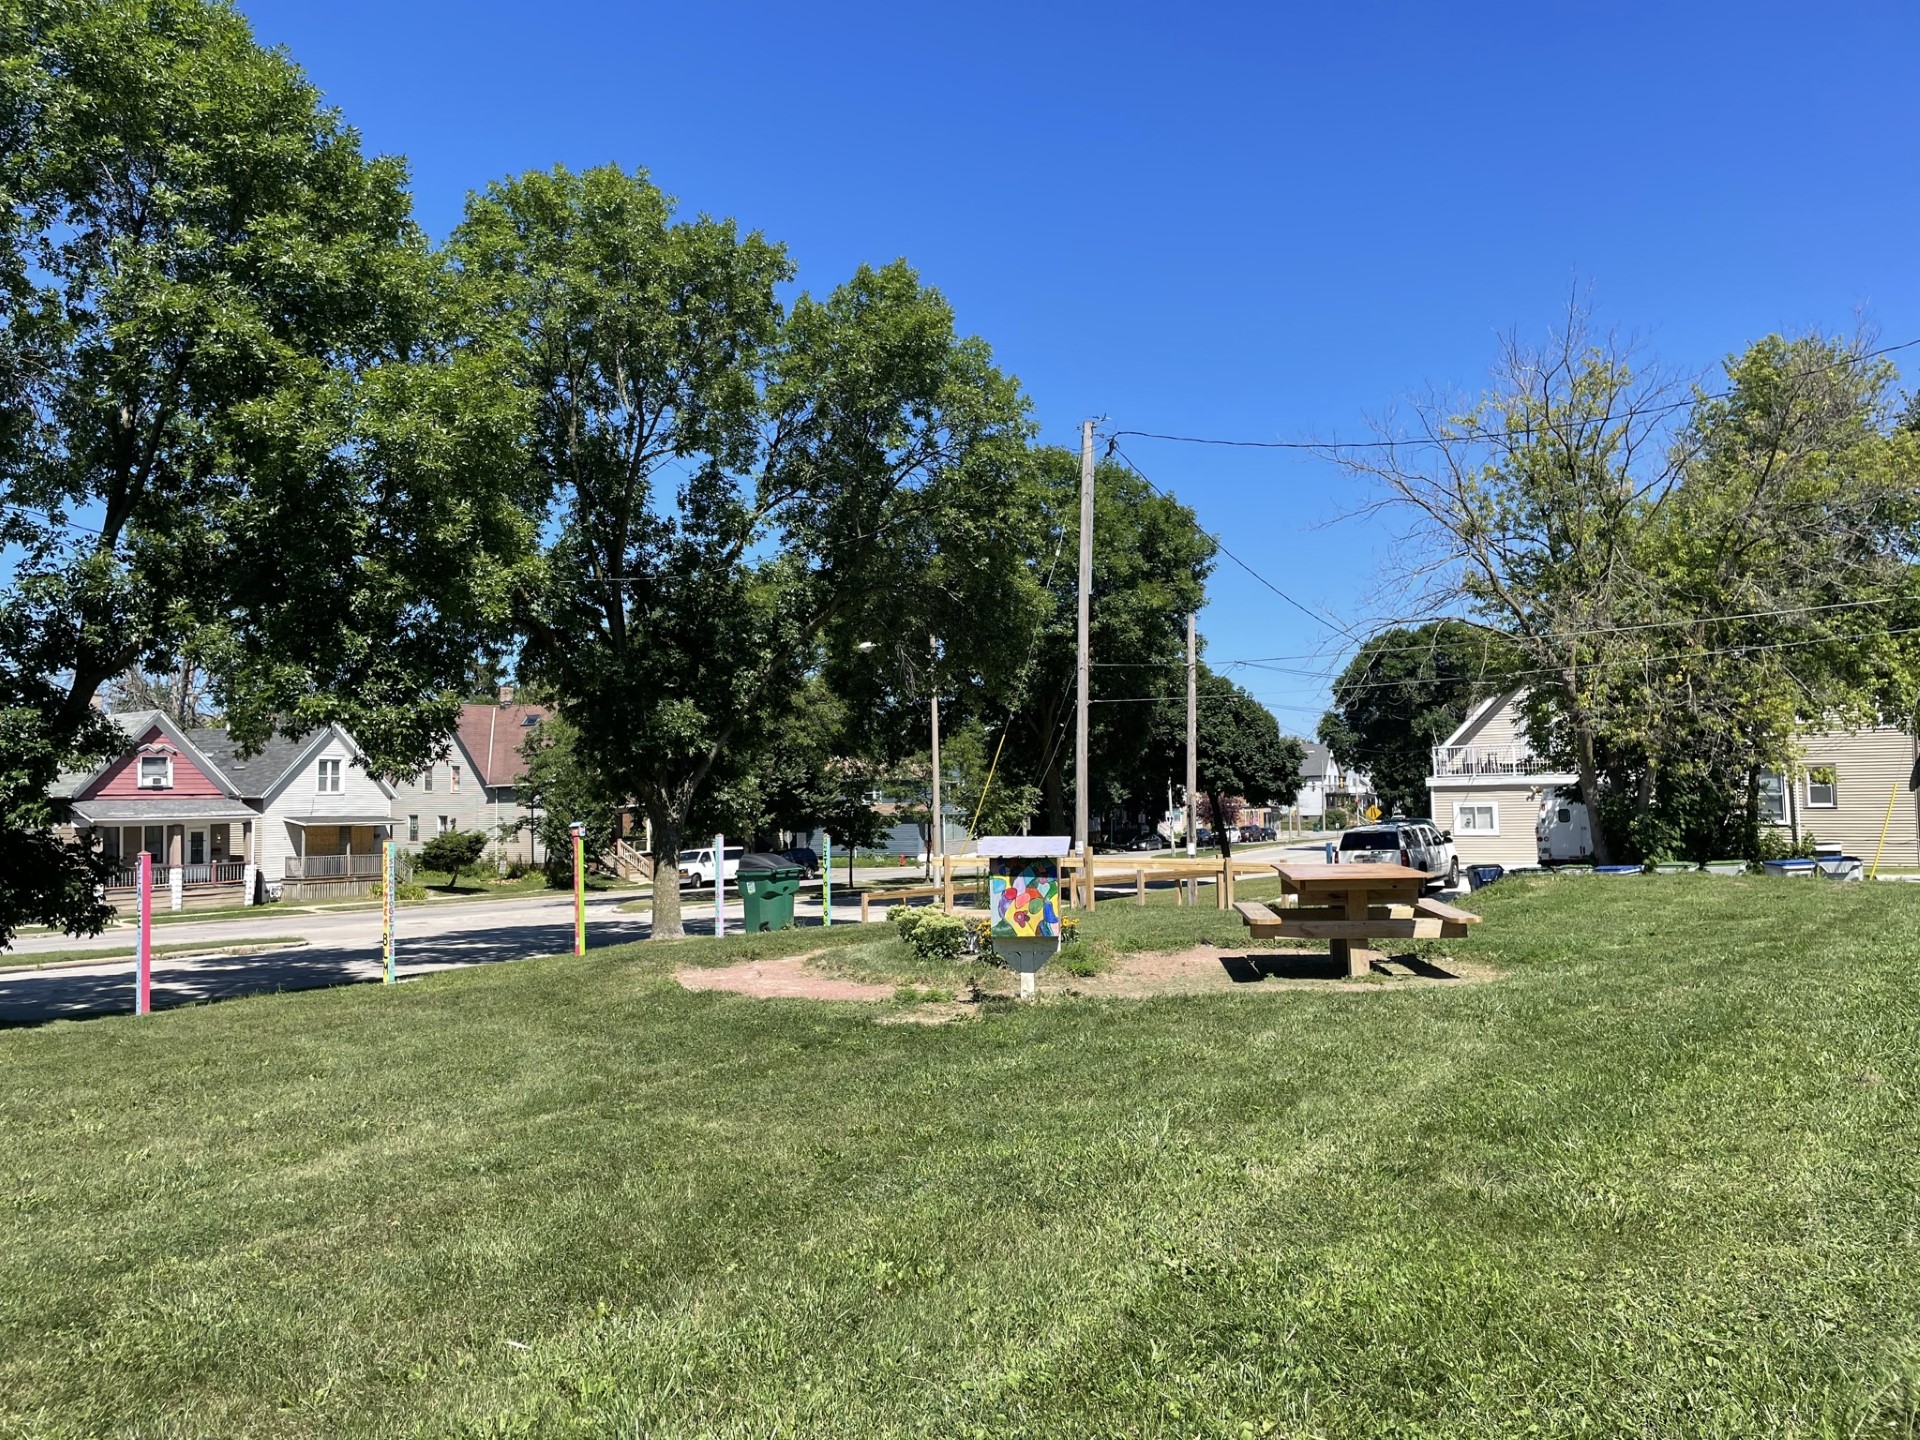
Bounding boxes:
[1001,448,1215,833]
[0,0,526,946]
[1318,621,1510,816]
[1331,312,1920,862]
[453,165,1040,938]
[1152,666,1304,857]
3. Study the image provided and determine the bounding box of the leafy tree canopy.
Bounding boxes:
[0,0,529,945]
[452,164,1039,936]
[1153,665,1303,856]
[1319,621,1512,816]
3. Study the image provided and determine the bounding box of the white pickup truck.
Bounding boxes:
[677,846,744,887]
[1337,820,1461,890]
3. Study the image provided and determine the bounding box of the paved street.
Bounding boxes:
[0,841,1341,1026]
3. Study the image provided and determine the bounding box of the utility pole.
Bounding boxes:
[1075,419,1095,904]
[929,633,941,879]
[1186,611,1198,904]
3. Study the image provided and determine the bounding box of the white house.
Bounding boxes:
[55,711,397,904]
[1428,688,1920,869]
[1297,742,1375,824]
[1425,693,1578,869]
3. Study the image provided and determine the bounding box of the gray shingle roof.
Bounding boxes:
[1300,742,1333,780]
[185,728,318,798]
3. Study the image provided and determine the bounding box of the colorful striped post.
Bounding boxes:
[822,834,832,928]
[135,851,153,1016]
[382,839,397,983]
[570,822,586,956]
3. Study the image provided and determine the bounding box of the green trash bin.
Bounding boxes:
[736,853,806,932]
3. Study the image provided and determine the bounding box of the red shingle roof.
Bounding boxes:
[455,703,548,790]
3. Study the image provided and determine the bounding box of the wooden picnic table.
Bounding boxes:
[1234,862,1481,978]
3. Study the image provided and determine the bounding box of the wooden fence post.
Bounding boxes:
[1136,868,1147,906]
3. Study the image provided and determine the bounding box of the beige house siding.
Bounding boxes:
[1782,728,1919,864]
[1451,693,1530,751]
[1432,784,1541,869]
[389,734,494,852]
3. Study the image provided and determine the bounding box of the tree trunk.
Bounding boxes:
[1573,719,1612,865]
[1041,765,1067,834]
[648,804,685,939]
[1209,789,1233,859]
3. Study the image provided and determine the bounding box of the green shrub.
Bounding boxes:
[888,905,923,942]
[903,910,966,963]
[395,882,427,901]
[1326,806,1353,831]
[418,828,488,887]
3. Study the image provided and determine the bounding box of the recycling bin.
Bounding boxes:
[736,853,806,932]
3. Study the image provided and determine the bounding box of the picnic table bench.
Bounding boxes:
[1233,862,1481,977]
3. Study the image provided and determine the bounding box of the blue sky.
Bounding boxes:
[236,0,1920,735]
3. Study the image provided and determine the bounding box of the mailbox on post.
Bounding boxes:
[979,835,1070,999]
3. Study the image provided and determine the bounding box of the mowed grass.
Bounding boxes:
[6,877,1920,1437]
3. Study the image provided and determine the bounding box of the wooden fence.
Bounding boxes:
[858,851,1277,919]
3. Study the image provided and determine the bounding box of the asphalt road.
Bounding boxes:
[0,840,1341,1026]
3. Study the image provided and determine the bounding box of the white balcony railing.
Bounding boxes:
[1431,743,1554,778]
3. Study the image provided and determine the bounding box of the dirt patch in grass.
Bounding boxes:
[676,952,896,1002]
[1063,944,1498,997]
[678,942,1495,1007]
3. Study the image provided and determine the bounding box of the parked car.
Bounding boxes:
[780,846,820,877]
[1337,820,1460,890]
[678,845,745,887]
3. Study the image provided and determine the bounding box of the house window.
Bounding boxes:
[1806,768,1837,809]
[1759,772,1788,825]
[408,815,420,842]
[423,767,434,792]
[188,831,206,866]
[438,816,453,835]
[138,755,172,789]
[317,758,342,794]
[450,765,461,794]
[1454,802,1498,835]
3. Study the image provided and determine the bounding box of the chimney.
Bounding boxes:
[499,682,515,706]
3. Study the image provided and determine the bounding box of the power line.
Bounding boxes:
[1083,619,1920,708]
[1108,335,1920,456]
[1102,439,1353,641]
[1087,597,1904,676]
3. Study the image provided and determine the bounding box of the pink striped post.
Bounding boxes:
[135,851,154,1016]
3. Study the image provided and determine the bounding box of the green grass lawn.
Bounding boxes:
[6,876,1920,1437]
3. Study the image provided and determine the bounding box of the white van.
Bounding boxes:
[1536,789,1594,864]
[677,846,744,887]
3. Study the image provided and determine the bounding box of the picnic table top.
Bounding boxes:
[1271,862,1429,890]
